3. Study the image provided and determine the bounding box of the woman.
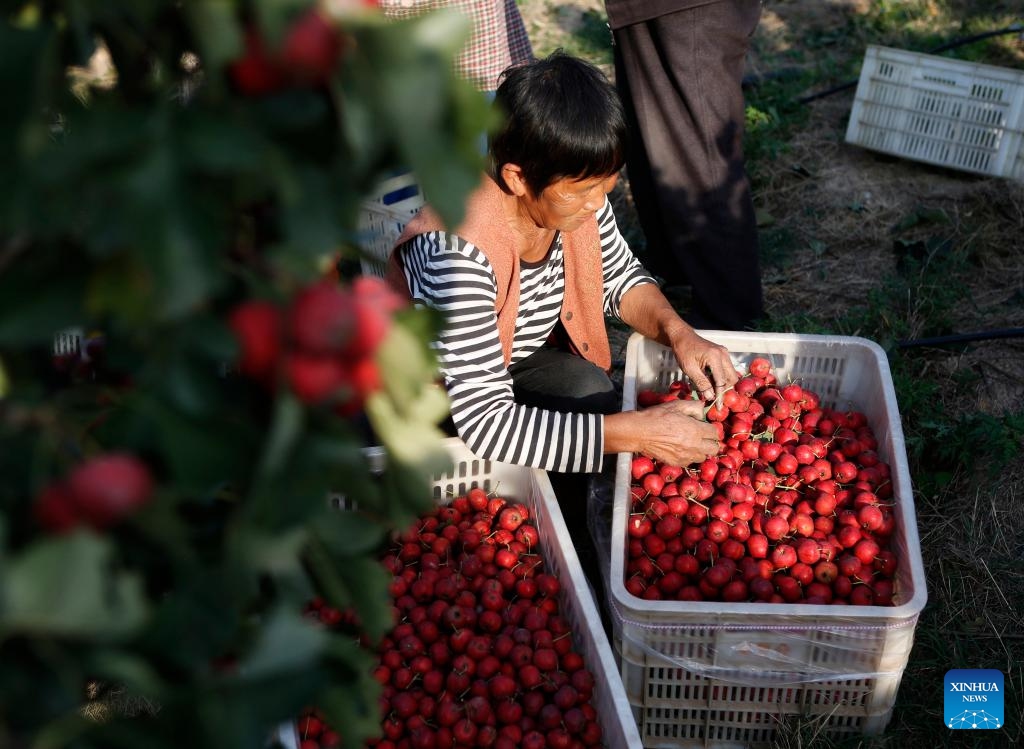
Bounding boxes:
[386,50,738,476]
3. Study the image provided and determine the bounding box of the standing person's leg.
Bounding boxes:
[613,0,764,331]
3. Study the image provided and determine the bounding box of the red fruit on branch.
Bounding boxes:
[229,301,282,380]
[280,10,343,85]
[33,483,82,533]
[344,277,401,357]
[286,353,347,403]
[67,453,154,528]
[289,282,356,354]
[229,29,286,95]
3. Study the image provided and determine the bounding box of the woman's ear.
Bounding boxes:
[500,163,529,197]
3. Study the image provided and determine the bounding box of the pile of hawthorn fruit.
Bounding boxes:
[293,489,605,749]
[626,356,900,606]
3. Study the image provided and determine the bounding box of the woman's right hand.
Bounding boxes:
[605,399,720,468]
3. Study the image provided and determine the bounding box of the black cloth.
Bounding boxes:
[611,0,765,331]
[605,0,717,29]
[506,343,618,633]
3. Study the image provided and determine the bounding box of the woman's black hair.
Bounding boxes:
[490,50,626,195]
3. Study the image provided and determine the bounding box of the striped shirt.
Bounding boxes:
[399,198,656,472]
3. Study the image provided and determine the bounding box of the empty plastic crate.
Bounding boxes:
[845,44,1024,180]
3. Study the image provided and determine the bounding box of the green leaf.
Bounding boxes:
[131,393,256,493]
[0,24,54,164]
[2,531,147,639]
[305,536,393,644]
[153,355,223,418]
[374,320,444,412]
[333,556,392,643]
[234,525,308,577]
[311,509,387,558]
[0,273,87,345]
[86,650,167,705]
[346,14,492,228]
[179,110,271,175]
[139,571,243,670]
[257,392,305,480]
[755,208,776,227]
[317,638,384,749]
[252,0,309,47]
[366,322,452,472]
[185,1,244,79]
[238,605,327,680]
[280,166,344,261]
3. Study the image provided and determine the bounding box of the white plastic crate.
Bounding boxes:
[845,45,1024,180]
[280,437,643,749]
[610,332,928,749]
[356,172,424,277]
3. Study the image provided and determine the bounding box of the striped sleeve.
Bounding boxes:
[399,232,604,472]
[596,197,658,318]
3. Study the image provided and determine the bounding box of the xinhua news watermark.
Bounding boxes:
[944,669,1004,730]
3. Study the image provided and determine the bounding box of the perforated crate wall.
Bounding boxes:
[845,45,1024,180]
[611,332,928,748]
[356,172,424,277]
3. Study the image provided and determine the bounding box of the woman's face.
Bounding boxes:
[523,172,619,232]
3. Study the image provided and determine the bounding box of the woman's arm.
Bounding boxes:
[603,398,723,467]
[399,232,605,473]
[595,198,738,401]
[619,278,740,402]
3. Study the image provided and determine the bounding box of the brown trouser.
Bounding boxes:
[613,0,765,331]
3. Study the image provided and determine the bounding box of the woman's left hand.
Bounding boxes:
[670,330,740,402]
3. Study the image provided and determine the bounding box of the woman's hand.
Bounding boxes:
[670,330,740,402]
[605,399,720,467]
[617,284,739,401]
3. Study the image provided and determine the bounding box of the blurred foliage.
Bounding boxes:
[0,1,491,747]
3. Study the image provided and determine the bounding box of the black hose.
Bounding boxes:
[795,24,1024,105]
[897,328,1024,349]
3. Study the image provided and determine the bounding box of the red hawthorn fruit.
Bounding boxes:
[298,714,323,739]
[280,9,343,85]
[749,357,772,378]
[345,277,400,357]
[352,274,405,313]
[631,455,655,481]
[67,453,154,528]
[33,482,81,533]
[228,29,286,95]
[289,281,356,354]
[496,505,525,532]
[229,301,282,379]
[337,356,381,414]
[286,353,347,403]
[637,389,662,407]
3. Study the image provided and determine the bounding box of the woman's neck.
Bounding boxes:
[501,190,556,263]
